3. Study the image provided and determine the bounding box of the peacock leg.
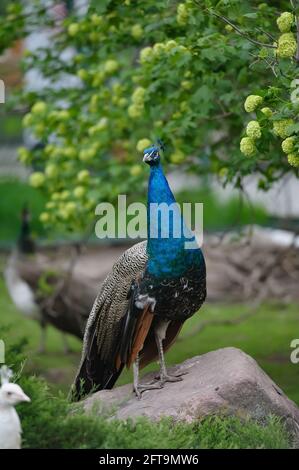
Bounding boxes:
[61,333,71,354]
[133,353,162,399]
[37,323,47,354]
[154,320,187,385]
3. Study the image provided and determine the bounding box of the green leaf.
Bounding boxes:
[90,0,111,14]
[243,13,258,19]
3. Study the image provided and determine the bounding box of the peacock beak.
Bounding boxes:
[143,153,151,162]
[20,392,31,403]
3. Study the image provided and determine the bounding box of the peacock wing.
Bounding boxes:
[72,240,148,399]
[56,277,98,337]
[18,259,96,338]
[16,260,45,293]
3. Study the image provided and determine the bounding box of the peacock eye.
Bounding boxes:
[6,391,12,396]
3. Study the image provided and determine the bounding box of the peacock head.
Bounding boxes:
[0,383,31,406]
[143,145,161,166]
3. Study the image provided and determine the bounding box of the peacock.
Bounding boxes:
[72,143,206,399]
[0,366,30,450]
[4,207,97,353]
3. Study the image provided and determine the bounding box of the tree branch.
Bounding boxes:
[206,8,276,49]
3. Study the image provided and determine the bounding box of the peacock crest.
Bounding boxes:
[0,365,14,386]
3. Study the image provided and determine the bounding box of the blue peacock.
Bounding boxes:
[72,143,206,399]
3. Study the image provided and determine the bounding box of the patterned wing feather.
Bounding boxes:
[72,241,148,399]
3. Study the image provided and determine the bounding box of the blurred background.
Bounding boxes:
[0,0,299,408]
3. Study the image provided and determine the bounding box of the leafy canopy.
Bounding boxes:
[1,0,298,231]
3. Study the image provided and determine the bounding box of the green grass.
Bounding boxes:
[1,269,298,448]
[1,268,299,404]
[2,332,292,449]
[18,381,290,449]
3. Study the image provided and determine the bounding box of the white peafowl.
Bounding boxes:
[4,207,97,353]
[0,366,30,449]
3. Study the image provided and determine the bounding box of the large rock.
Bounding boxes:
[82,347,299,444]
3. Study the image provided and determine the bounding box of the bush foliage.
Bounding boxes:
[17,374,293,449]
[0,1,299,231]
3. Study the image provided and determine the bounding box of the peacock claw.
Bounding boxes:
[154,370,188,385]
[160,375,183,386]
[133,382,163,399]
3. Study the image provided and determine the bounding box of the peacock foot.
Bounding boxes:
[133,382,163,400]
[63,346,73,355]
[61,334,72,354]
[37,345,46,354]
[155,369,188,386]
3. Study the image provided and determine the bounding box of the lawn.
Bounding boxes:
[1,250,299,449]
[1,268,299,404]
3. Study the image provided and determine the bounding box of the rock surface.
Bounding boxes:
[82,347,299,445]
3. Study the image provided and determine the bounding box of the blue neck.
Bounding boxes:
[146,163,202,278]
